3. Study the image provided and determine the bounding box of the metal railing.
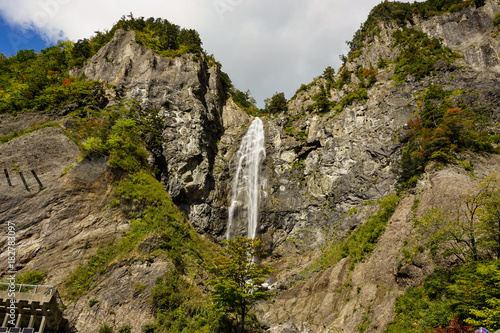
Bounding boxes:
[0,283,65,309]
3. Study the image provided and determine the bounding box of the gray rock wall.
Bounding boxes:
[73,29,229,230]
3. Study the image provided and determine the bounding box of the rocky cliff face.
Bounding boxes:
[252,1,500,332]
[246,0,500,258]
[1,1,500,332]
[72,28,233,231]
[0,125,152,330]
[0,27,234,332]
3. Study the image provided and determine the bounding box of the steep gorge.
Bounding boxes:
[1,1,500,332]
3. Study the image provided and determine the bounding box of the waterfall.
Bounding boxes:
[226,117,266,239]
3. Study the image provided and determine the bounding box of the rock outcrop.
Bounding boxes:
[72,28,231,231]
[252,1,500,332]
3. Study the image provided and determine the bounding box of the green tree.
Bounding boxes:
[308,85,332,113]
[411,175,500,263]
[232,89,256,109]
[264,92,287,114]
[208,236,274,332]
[478,175,500,259]
[70,38,93,67]
[452,261,500,329]
[81,118,149,173]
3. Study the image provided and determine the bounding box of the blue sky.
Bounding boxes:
[0,18,54,56]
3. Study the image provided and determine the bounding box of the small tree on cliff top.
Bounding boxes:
[208,236,274,332]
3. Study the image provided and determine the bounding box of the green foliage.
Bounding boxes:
[142,324,155,333]
[80,114,149,173]
[340,88,368,107]
[231,89,254,109]
[150,270,236,332]
[336,68,352,89]
[264,92,287,114]
[307,85,333,113]
[347,0,481,57]
[64,168,188,298]
[116,170,181,213]
[392,28,457,82]
[208,236,274,332]
[64,149,225,331]
[70,39,93,68]
[398,85,494,188]
[231,89,259,116]
[0,14,204,115]
[355,67,377,88]
[118,325,132,333]
[0,45,103,114]
[135,283,146,293]
[284,123,308,142]
[113,14,202,58]
[99,323,113,333]
[66,14,204,66]
[407,176,500,264]
[137,107,163,152]
[480,179,500,259]
[15,271,46,285]
[323,66,336,90]
[219,70,232,92]
[494,12,500,26]
[386,260,500,332]
[377,58,390,69]
[81,137,106,156]
[106,119,149,172]
[399,171,500,333]
[152,271,191,312]
[310,194,399,272]
[307,83,368,115]
[65,247,115,298]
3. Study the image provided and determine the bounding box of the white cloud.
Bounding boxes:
[0,0,415,106]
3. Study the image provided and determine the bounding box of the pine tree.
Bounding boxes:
[208,236,274,332]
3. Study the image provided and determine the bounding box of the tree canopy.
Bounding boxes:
[391,175,500,331]
[408,175,500,264]
[264,92,287,114]
[208,236,274,332]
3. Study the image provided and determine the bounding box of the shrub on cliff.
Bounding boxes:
[392,28,457,82]
[0,14,203,115]
[397,85,494,189]
[387,260,500,332]
[264,91,287,114]
[347,0,486,57]
[80,117,148,173]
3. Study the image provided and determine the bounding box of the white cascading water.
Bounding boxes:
[226,117,266,239]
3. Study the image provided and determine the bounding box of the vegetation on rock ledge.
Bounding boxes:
[308,194,400,273]
[347,0,486,57]
[398,84,495,190]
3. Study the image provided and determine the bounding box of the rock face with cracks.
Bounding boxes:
[1,2,500,332]
[72,28,229,232]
